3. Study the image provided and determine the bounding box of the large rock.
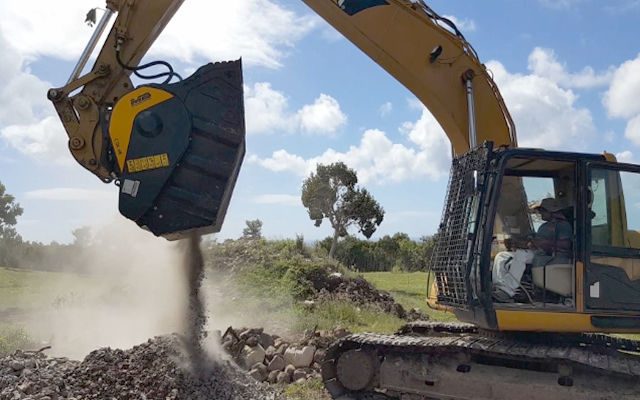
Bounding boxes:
[241,344,265,368]
[248,362,268,382]
[267,355,285,372]
[276,371,291,384]
[265,346,277,360]
[267,370,279,384]
[284,364,295,377]
[258,333,275,349]
[292,369,307,381]
[248,367,267,382]
[283,346,316,368]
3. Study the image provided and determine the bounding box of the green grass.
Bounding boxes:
[284,378,331,400]
[362,271,456,322]
[0,325,36,356]
[0,267,100,311]
[292,300,405,334]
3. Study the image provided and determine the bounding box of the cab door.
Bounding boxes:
[585,162,640,312]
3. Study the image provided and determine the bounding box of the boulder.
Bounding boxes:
[275,344,288,356]
[283,346,316,368]
[265,346,277,360]
[292,369,307,381]
[258,333,275,349]
[241,345,265,368]
[248,367,267,382]
[267,370,279,384]
[284,364,295,377]
[276,371,291,384]
[267,355,285,372]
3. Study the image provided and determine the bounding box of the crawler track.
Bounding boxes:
[322,322,640,400]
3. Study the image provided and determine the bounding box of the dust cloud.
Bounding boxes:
[19,219,200,360]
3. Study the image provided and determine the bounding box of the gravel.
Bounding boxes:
[0,335,279,400]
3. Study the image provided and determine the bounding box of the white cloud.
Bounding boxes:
[0,32,70,165]
[25,188,113,201]
[0,0,317,69]
[487,58,595,151]
[0,34,51,128]
[379,102,392,117]
[442,15,476,33]
[1,116,71,165]
[603,54,640,148]
[624,115,640,146]
[616,150,635,163]
[252,194,300,206]
[297,94,347,135]
[249,108,451,184]
[244,82,292,134]
[604,54,640,119]
[244,83,346,135]
[528,47,612,88]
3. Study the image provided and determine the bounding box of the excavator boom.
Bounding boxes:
[302,0,516,155]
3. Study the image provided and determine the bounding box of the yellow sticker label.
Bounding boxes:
[126,153,170,173]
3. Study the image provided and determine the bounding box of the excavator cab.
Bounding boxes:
[431,143,640,333]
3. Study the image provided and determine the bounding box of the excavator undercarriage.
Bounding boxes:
[322,322,640,400]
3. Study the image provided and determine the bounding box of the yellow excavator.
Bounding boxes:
[48,0,640,398]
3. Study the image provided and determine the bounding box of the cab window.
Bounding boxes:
[590,168,640,249]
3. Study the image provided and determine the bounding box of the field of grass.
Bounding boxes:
[362,271,456,322]
[0,266,100,312]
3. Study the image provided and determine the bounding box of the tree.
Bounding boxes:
[301,162,384,259]
[0,181,23,267]
[242,219,263,240]
[0,181,23,241]
[72,226,93,248]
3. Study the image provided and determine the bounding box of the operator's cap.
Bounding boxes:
[531,197,564,212]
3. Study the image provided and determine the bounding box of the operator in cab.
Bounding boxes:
[492,198,573,302]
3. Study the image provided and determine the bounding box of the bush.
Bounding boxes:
[0,326,35,356]
[283,259,331,300]
[316,233,436,272]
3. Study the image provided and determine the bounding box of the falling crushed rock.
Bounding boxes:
[182,234,207,375]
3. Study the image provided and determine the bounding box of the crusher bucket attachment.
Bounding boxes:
[109,60,245,240]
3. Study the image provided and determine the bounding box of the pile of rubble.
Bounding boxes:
[221,326,349,386]
[0,335,277,400]
[311,274,428,321]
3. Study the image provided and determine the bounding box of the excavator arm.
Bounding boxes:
[48,0,185,181]
[49,0,515,239]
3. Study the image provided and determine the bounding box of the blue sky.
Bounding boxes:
[1,0,640,244]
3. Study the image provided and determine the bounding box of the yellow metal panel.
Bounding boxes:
[109,87,173,171]
[126,153,170,174]
[576,261,584,312]
[496,310,593,332]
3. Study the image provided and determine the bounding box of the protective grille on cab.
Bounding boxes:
[430,146,491,309]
